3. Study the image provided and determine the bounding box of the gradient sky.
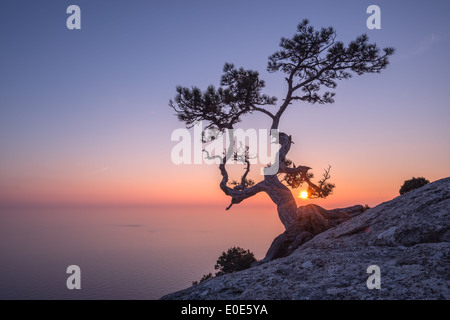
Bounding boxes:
[1,0,449,208]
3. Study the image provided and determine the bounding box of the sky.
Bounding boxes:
[0,0,449,209]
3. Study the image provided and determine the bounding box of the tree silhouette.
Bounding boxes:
[215,247,256,275]
[170,20,394,229]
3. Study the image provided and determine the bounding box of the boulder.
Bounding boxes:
[262,204,365,262]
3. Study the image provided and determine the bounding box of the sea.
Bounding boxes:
[0,204,283,299]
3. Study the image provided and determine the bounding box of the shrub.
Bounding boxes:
[193,246,257,285]
[215,246,256,275]
[399,177,430,195]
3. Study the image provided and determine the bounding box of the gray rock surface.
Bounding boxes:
[161,177,450,300]
[262,204,365,262]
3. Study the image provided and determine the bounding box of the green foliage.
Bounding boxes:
[399,177,430,195]
[215,247,257,275]
[193,247,257,285]
[267,19,394,104]
[170,19,394,131]
[169,63,277,131]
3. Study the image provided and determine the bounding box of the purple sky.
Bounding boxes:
[0,0,449,207]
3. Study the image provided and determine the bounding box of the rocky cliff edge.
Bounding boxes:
[161,177,450,300]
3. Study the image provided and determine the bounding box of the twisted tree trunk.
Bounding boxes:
[215,130,321,229]
[263,174,298,229]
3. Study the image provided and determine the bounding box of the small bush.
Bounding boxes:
[215,247,256,275]
[399,177,430,195]
[192,246,256,285]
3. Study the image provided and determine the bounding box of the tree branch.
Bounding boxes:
[251,106,276,119]
[203,137,267,210]
[267,21,394,127]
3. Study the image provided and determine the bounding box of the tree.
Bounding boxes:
[399,177,430,195]
[170,20,394,229]
[214,247,256,275]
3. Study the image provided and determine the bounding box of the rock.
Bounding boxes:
[262,204,365,262]
[328,204,366,220]
[161,177,450,300]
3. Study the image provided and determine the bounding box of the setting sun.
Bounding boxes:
[299,191,308,199]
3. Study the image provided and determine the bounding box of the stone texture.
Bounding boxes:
[161,177,450,300]
[262,204,365,262]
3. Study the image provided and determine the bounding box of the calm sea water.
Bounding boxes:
[0,204,283,299]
